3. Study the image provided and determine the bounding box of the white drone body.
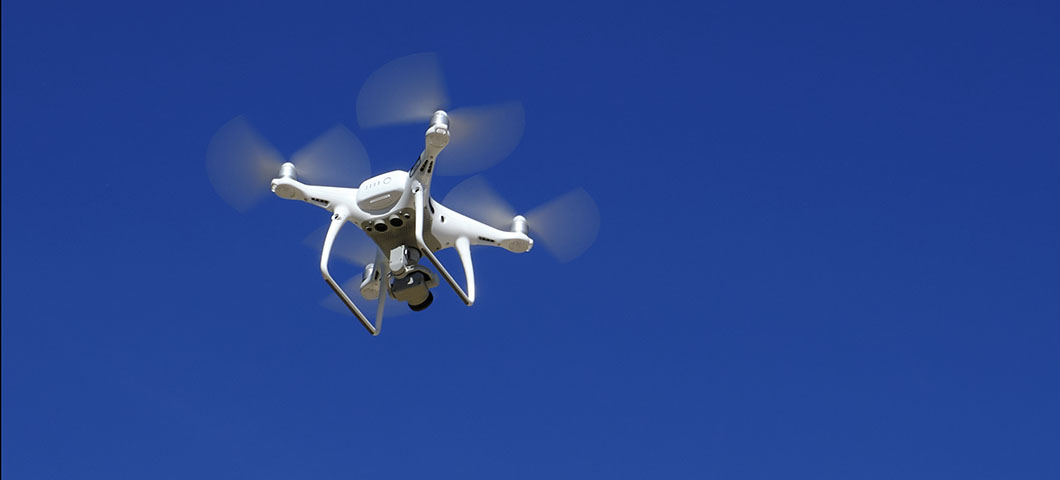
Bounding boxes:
[270,110,532,335]
[207,53,598,336]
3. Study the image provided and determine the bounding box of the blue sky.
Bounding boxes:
[3,1,1058,478]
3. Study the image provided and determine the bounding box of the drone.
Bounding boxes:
[207,53,599,335]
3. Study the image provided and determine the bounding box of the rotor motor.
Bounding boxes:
[511,215,528,235]
[271,162,300,199]
[426,110,450,149]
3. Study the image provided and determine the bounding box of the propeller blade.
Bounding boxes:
[290,124,371,188]
[356,52,449,128]
[356,53,525,175]
[441,175,517,229]
[302,223,380,266]
[442,176,600,262]
[526,188,600,263]
[205,116,284,212]
[438,102,525,176]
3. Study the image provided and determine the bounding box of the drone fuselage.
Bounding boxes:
[267,110,533,335]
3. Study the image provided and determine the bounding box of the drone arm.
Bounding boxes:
[413,185,475,306]
[320,210,383,335]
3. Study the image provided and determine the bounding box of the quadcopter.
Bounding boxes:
[207,53,599,335]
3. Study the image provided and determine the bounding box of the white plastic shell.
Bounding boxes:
[356,171,409,212]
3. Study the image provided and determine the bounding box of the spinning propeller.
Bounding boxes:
[442,175,601,263]
[207,53,524,212]
[357,52,526,176]
[206,116,371,212]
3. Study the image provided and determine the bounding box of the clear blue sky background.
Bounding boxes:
[3,1,1058,478]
